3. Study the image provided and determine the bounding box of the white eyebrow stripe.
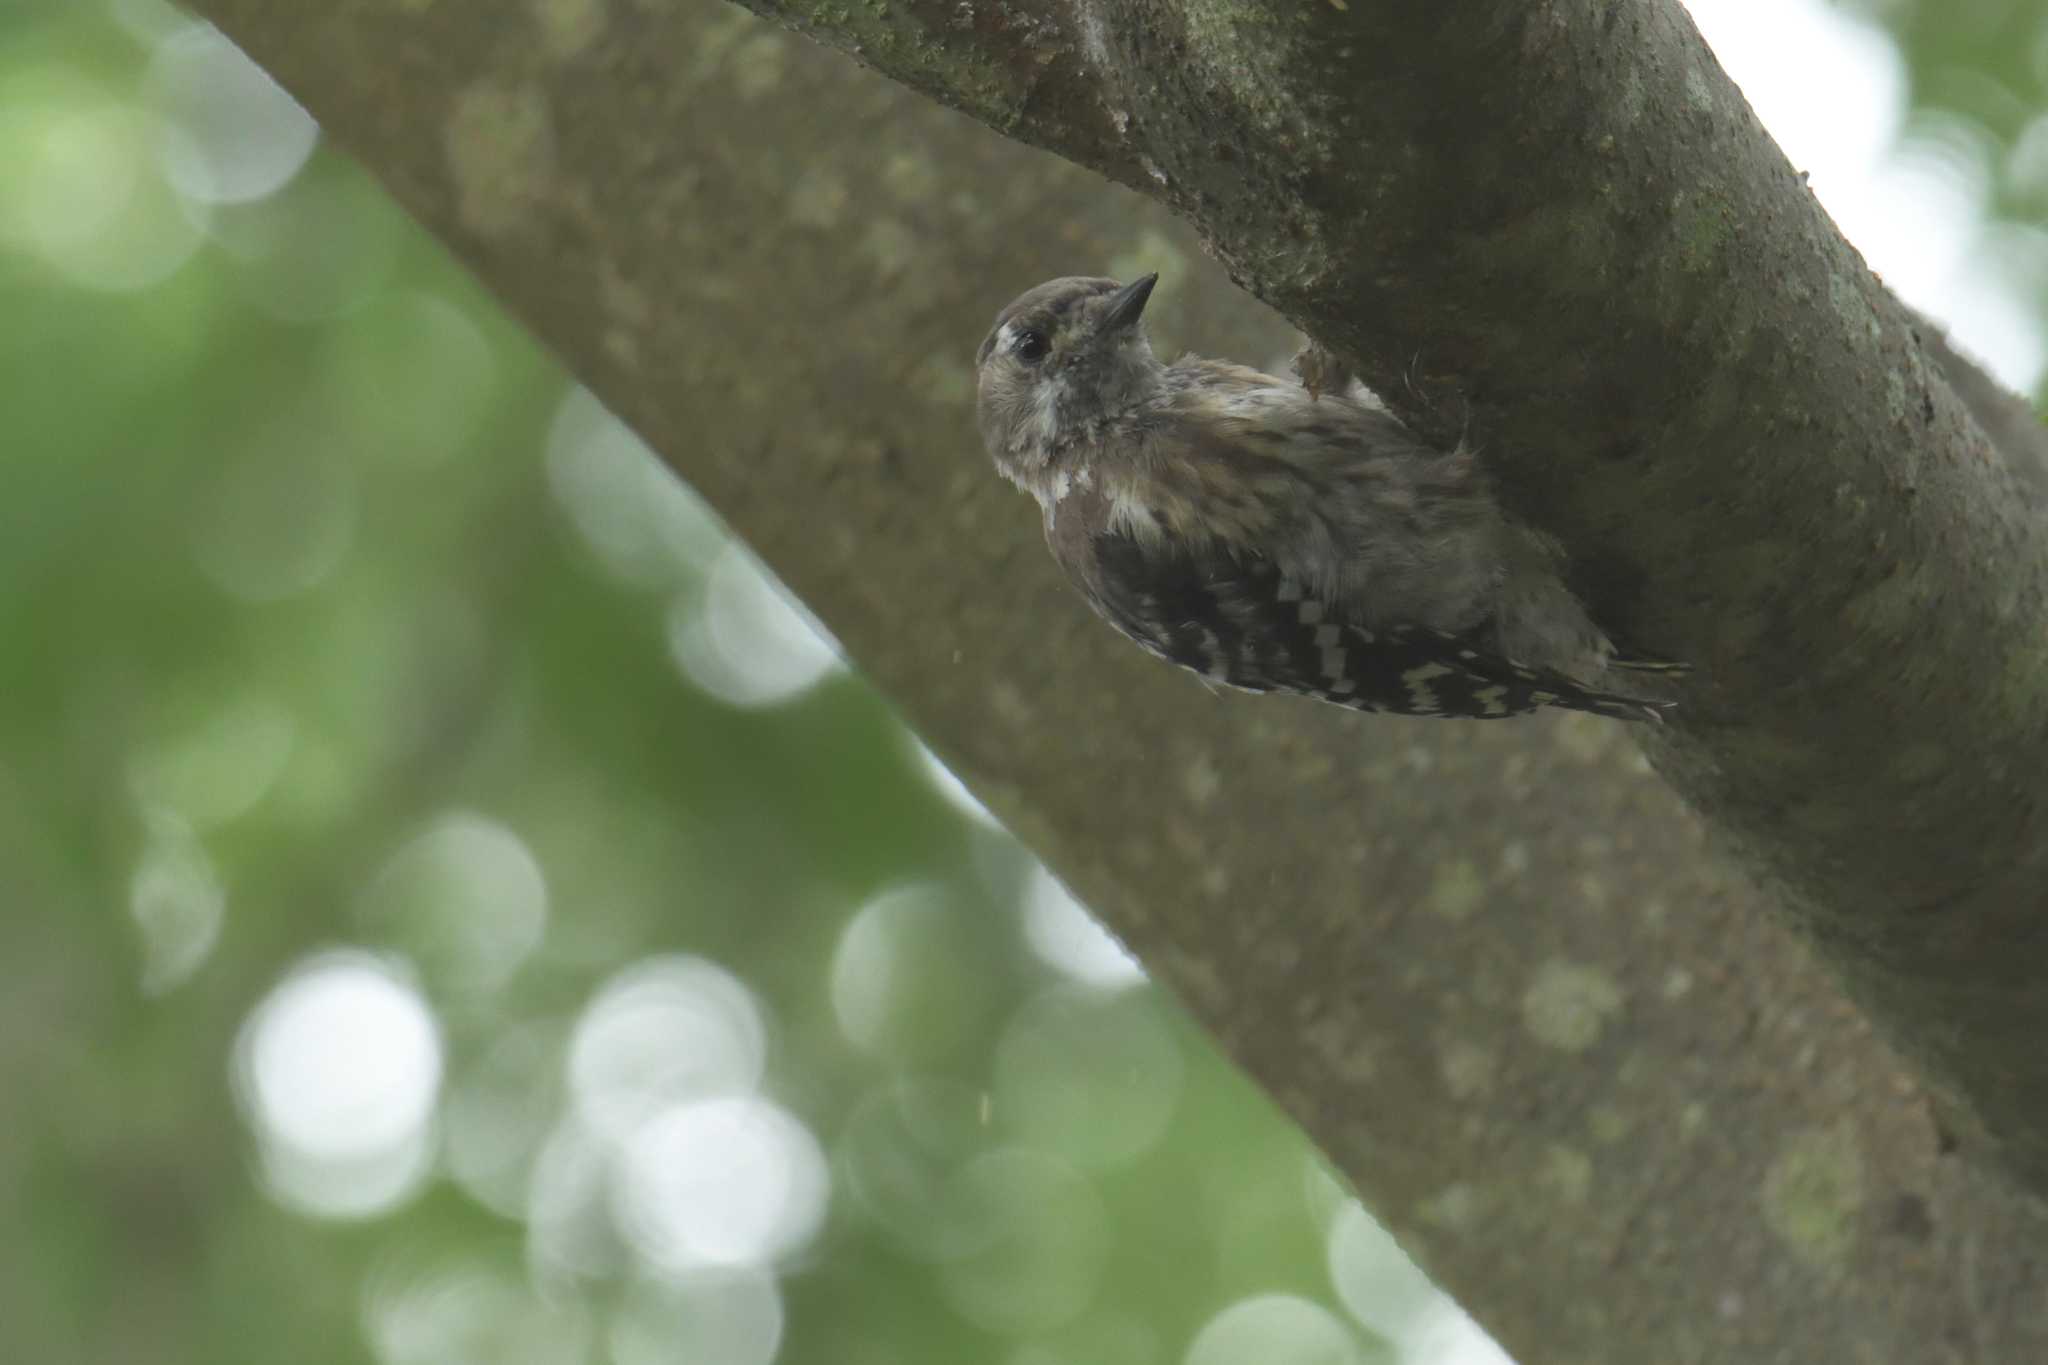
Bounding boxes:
[996,322,1017,352]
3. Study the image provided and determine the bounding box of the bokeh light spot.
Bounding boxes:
[568,956,768,1140]
[911,738,1002,829]
[611,1270,785,1365]
[547,385,727,588]
[994,984,1181,1170]
[1021,864,1144,987]
[109,0,198,46]
[146,23,318,204]
[127,810,225,994]
[128,692,296,830]
[527,1122,630,1283]
[838,1075,991,1263]
[0,77,206,289]
[363,1255,593,1365]
[1403,1301,1516,1365]
[361,811,549,994]
[1325,1202,1445,1349]
[234,950,444,1218]
[831,884,997,1064]
[1184,1294,1373,1365]
[938,1148,1109,1336]
[444,1020,566,1219]
[612,1095,829,1272]
[667,544,844,708]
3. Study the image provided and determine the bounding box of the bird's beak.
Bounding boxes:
[1098,274,1158,335]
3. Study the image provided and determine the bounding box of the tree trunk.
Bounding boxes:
[185,0,2048,1360]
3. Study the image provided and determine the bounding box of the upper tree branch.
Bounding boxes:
[751,0,2048,1186]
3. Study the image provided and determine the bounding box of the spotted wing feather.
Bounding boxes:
[1086,532,1669,723]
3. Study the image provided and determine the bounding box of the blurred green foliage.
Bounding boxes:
[0,3,1433,1363]
[2,2,2041,1364]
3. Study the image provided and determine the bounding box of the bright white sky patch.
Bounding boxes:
[1682,0,1903,183]
[1684,0,2045,391]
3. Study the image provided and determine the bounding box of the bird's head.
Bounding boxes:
[974,273,1162,503]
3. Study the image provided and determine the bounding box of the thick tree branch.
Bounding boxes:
[753,0,2048,1189]
[187,0,2048,1360]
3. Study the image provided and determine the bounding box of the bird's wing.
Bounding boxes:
[1083,530,1670,723]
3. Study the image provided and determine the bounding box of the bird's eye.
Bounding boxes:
[1013,329,1049,363]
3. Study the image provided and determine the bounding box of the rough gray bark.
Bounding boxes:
[188,0,2048,1361]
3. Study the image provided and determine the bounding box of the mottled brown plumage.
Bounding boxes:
[974,274,1678,721]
